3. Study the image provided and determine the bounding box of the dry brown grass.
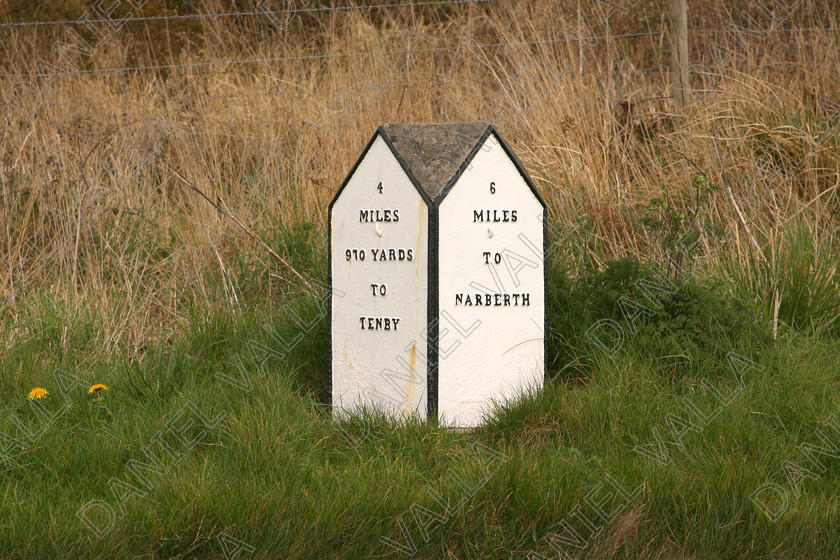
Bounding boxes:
[1,0,838,348]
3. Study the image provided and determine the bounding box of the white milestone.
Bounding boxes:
[329,122,546,428]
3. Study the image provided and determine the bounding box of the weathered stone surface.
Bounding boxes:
[380,122,491,200]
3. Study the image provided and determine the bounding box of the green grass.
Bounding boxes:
[717,219,840,336]
[2,233,840,559]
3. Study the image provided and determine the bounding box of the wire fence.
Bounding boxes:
[0,0,505,29]
[0,31,674,79]
[2,2,837,121]
[0,0,837,36]
[49,54,840,137]
[24,55,840,112]
[2,26,837,80]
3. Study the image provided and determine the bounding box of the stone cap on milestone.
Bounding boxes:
[379,121,492,201]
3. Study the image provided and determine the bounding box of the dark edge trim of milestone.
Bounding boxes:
[426,201,439,424]
[542,195,548,384]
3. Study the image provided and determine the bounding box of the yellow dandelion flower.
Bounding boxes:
[28,387,49,400]
[88,384,109,395]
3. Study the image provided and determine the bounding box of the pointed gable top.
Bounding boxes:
[379,121,491,200]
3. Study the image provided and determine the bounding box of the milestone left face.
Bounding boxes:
[330,134,429,420]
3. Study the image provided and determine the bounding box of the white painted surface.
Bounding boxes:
[437,133,545,427]
[331,134,428,419]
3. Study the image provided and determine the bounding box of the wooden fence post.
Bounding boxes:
[670,0,690,111]
[577,0,585,76]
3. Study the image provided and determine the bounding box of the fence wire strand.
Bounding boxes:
[0,0,504,29]
[0,30,713,79]
[1,23,836,80]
